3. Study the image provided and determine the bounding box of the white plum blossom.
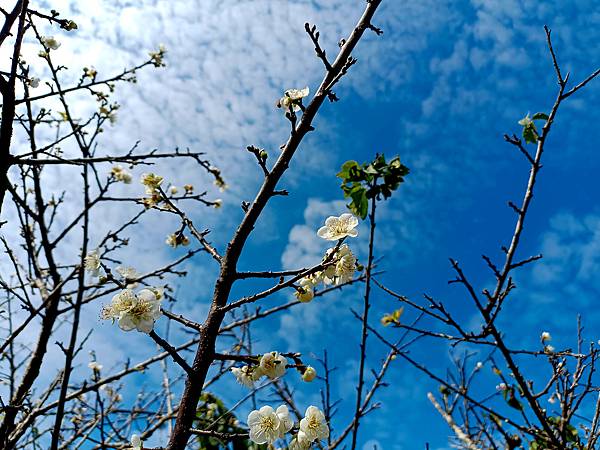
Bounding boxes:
[496,383,507,391]
[259,351,288,379]
[111,165,132,184]
[289,431,312,450]
[293,244,358,300]
[334,245,357,283]
[305,271,323,285]
[317,213,359,241]
[140,172,163,194]
[84,66,97,78]
[165,233,190,248]
[28,77,40,88]
[101,288,162,333]
[247,405,282,444]
[295,277,315,303]
[130,434,142,450]
[150,286,164,301]
[116,266,140,288]
[100,385,122,402]
[88,361,103,372]
[165,234,177,247]
[213,176,228,191]
[277,87,309,112]
[84,249,101,277]
[231,365,257,388]
[41,36,61,50]
[541,331,552,342]
[149,44,167,67]
[299,406,329,442]
[251,367,265,382]
[302,366,317,382]
[116,266,139,280]
[322,244,357,285]
[169,185,178,195]
[276,405,294,437]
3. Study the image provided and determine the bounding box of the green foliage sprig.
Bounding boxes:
[194,392,260,449]
[518,112,549,144]
[336,154,409,219]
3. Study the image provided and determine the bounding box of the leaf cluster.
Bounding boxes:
[529,417,581,449]
[336,154,409,219]
[194,392,262,450]
[518,112,549,144]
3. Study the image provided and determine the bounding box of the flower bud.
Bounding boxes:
[302,366,317,382]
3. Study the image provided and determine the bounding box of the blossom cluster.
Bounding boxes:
[84,250,141,289]
[294,213,360,303]
[295,244,358,303]
[232,354,318,388]
[231,351,288,388]
[101,287,163,333]
[28,77,40,88]
[110,165,132,183]
[165,232,190,248]
[541,330,555,353]
[140,172,164,208]
[247,404,328,447]
[149,44,167,67]
[84,249,102,277]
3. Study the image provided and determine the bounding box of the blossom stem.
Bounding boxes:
[350,194,377,450]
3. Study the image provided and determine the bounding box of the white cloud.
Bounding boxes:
[529,211,600,289]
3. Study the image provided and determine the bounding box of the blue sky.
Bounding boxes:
[7,0,600,448]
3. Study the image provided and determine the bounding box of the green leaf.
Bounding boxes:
[504,387,523,410]
[353,192,369,219]
[341,160,359,171]
[531,112,549,121]
[522,123,539,144]
[336,160,359,179]
[381,307,404,326]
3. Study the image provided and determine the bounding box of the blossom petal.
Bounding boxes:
[316,226,330,238]
[248,410,262,427]
[117,314,136,331]
[249,428,267,444]
[137,288,157,303]
[259,405,274,415]
[324,216,338,227]
[305,405,319,416]
[136,318,154,334]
